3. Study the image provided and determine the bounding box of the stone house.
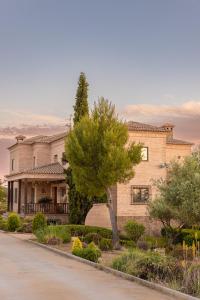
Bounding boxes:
[6,122,193,228]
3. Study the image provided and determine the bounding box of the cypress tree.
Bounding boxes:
[73,72,89,124]
[66,72,92,224]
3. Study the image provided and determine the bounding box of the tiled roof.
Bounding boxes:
[26,162,64,174]
[127,121,167,132]
[22,132,67,144]
[6,163,65,178]
[166,138,193,145]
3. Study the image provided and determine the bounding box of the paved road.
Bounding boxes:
[0,233,175,300]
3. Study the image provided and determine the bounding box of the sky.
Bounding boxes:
[0,0,200,179]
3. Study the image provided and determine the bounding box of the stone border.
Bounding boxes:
[27,239,198,300]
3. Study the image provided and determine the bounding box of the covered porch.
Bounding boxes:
[6,163,68,218]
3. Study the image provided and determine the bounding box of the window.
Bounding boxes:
[54,154,58,163]
[14,188,18,203]
[141,147,148,161]
[11,159,15,171]
[131,186,150,204]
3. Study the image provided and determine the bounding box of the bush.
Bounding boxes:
[143,236,167,249]
[120,239,136,248]
[72,237,83,253]
[112,248,182,282]
[99,238,113,251]
[66,225,112,239]
[35,226,71,244]
[137,240,149,251]
[0,215,7,231]
[124,220,145,242]
[35,228,48,243]
[7,213,21,231]
[84,232,102,244]
[17,217,33,233]
[182,264,200,297]
[73,242,101,262]
[32,213,47,233]
[48,225,71,243]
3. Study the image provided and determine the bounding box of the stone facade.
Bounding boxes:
[6,122,193,231]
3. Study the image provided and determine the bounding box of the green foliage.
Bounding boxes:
[7,213,21,231]
[66,72,92,225]
[64,224,112,239]
[84,232,102,244]
[182,264,200,296]
[66,167,92,224]
[48,225,71,243]
[35,225,71,244]
[0,182,7,213]
[112,249,181,282]
[120,239,136,248]
[148,155,200,229]
[17,217,33,233]
[99,238,113,251]
[73,72,89,125]
[32,213,47,233]
[66,98,142,197]
[73,242,101,262]
[0,215,8,231]
[124,220,145,242]
[143,235,167,249]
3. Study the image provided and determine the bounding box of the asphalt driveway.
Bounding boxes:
[0,232,176,300]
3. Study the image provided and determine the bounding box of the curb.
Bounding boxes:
[27,239,197,300]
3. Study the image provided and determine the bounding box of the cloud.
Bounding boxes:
[122,101,200,144]
[123,101,200,119]
[0,110,65,127]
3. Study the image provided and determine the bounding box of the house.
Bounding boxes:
[6,121,193,229]
[85,122,193,232]
[6,132,68,223]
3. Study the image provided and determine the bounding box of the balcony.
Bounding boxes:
[24,203,68,215]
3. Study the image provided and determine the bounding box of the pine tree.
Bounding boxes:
[66,72,92,224]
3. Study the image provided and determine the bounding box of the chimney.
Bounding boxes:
[16,135,26,143]
[161,123,174,140]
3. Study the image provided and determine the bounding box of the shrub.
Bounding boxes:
[17,217,33,233]
[182,264,200,297]
[35,226,71,244]
[84,232,102,245]
[124,220,145,242]
[112,249,182,282]
[0,215,7,231]
[120,239,136,248]
[99,238,113,251]
[137,240,149,251]
[32,213,47,233]
[7,213,21,231]
[72,237,83,253]
[143,236,167,249]
[35,228,48,243]
[48,225,71,243]
[73,242,101,262]
[65,225,112,239]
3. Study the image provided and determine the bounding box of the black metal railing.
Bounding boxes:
[24,203,68,214]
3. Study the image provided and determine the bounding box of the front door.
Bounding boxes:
[52,187,57,205]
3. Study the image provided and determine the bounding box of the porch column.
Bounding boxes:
[10,181,14,211]
[7,181,10,212]
[18,179,22,214]
[24,179,28,214]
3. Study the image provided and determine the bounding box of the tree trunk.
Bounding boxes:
[106,188,120,250]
